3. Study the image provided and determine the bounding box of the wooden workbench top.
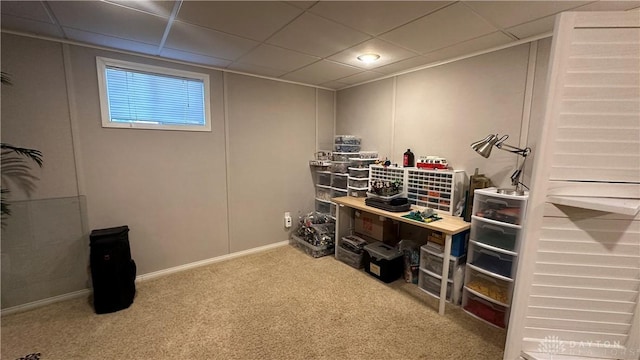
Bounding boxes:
[332,196,470,235]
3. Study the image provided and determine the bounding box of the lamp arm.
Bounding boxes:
[496,142,531,157]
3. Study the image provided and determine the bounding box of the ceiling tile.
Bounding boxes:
[373,56,435,75]
[335,71,386,85]
[319,80,349,90]
[281,60,361,85]
[0,1,54,23]
[64,28,160,55]
[102,0,176,18]
[463,1,591,29]
[159,48,232,68]
[267,12,371,58]
[285,2,317,10]
[380,2,497,54]
[309,1,453,36]
[421,32,515,64]
[328,38,419,70]
[1,14,63,38]
[164,21,259,61]
[505,16,556,39]
[48,1,167,45]
[226,62,288,78]
[177,1,302,42]
[234,44,320,72]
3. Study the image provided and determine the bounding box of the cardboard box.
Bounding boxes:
[425,230,470,257]
[355,211,398,243]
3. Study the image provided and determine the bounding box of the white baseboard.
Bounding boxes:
[135,240,289,282]
[1,289,92,317]
[1,240,289,316]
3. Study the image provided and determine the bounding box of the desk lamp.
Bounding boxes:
[471,134,531,195]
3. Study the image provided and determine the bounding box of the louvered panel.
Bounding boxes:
[563,85,640,100]
[529,296,636,314]
[565,72,640,87]
[560,99,639,114]
[554,140,640,155]
[528,306,634,324]
[538,239,640,255]
[571,27,640,43]
[553,154,640,171]
[542,216,640,232]
[530,284,638,302]
[559,113,640,128]
[540,229,640,244]
[566,57,640,72]
[570,42,640,57]
[537,251,639,268]
[551,166,640,183]
[533,273,639,290]
[526,316,631,334]
[556,127,640,142]
[523,327,629,344]
[535,263,640,279]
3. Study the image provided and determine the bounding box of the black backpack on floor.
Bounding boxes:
[89,225,136,314]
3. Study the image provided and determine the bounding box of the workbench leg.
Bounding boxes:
[439,234,453,315]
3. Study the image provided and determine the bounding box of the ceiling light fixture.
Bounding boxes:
[357,53,381,63]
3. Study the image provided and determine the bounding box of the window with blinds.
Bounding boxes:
[96,57,211,131]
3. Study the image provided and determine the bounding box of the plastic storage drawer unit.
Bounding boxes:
[419,268,452,300]
[364,241,403,283]
[465,268,511,305]
[469,245,515,278]
[470,217,519,252]
[463,291,508,328]
[420,246,465,280]
[473,190,526,225]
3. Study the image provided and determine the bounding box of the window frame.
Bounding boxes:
[96,57,212,132]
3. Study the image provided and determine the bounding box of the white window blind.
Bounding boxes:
[96,57,211,132]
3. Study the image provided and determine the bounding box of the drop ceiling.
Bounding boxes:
[2,1,639,90]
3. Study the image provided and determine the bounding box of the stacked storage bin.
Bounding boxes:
[461,187,528,329]
[311,154,333,218]
[332,135,360,201]
[348,151,378,197]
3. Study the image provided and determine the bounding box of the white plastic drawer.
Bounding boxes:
[315,200,331,214]
[470,217,519,252]
[473,190,526,225]
[348,178,369,189]
[418,269,452,301]
[331,174,348,189]
[349,167,370,178]
[315,186,332,202]
[420,248,464,280]
[462,291,508,328]
[465,267,512,305]
[469,244,515,279]
[316,172,331,186]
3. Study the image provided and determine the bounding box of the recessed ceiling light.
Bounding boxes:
[357,53,380,63]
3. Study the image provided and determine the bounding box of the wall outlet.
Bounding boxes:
[284,212,292,228]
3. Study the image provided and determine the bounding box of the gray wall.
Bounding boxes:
[1,33,333,309]
[1,31,548,309]
[337,41,552,190]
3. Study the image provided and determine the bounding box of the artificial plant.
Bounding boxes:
[1,71,44,226]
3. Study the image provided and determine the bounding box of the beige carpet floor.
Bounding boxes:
[2,245,506,360]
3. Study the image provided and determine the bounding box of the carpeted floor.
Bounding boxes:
[1,245,506,359]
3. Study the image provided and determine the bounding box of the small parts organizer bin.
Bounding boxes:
[462,187,528,329]
[406,168,465,215]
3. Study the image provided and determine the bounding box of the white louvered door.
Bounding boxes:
[505,11,640,360]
